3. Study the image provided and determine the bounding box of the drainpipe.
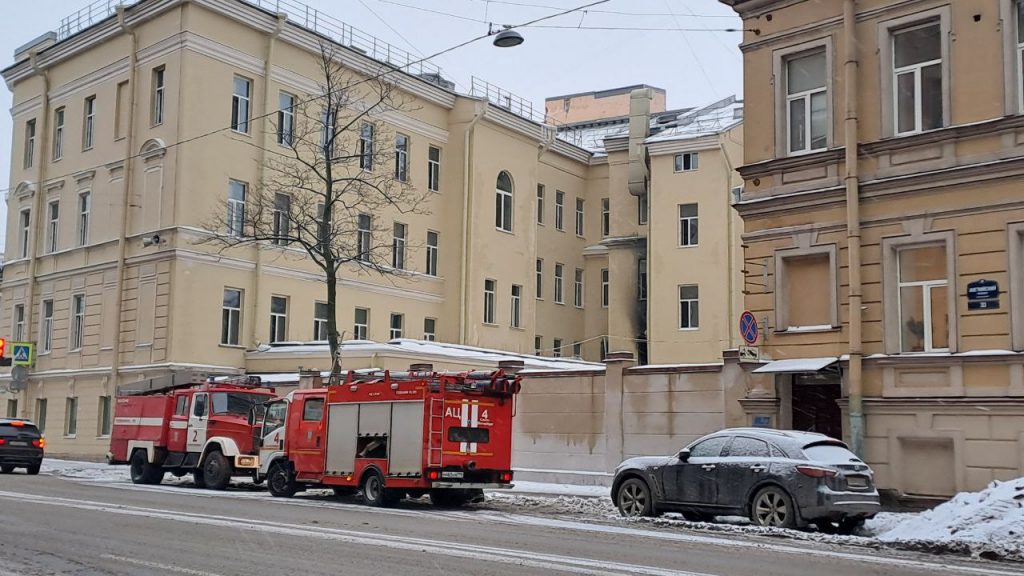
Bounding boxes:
[249,13,287,348]
[718,134,737,353]
[111,6,138,391]
[843,0,864,457]
[458,102,486,344]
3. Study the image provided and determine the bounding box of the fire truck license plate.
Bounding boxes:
[441,471,464,479]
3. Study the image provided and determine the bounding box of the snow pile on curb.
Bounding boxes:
[872,478,1024,560]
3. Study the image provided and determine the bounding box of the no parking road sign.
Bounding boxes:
[739,311,759,345]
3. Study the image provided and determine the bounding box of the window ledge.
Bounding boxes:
[63,435,77,439]
[482,322,499,327]
[677,244,699,249]
[218,344,246,350]
[510,326,525,331]
[678,327,700,332]
[775,326,841,335]
[495,227,515,236]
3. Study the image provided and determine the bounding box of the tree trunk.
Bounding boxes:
[326,265,341,384]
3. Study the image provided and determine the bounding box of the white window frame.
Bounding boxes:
[785,50,828,154]
[638,194,648,225]
[891,21,943,136]
[77,191,90,247]
[426,231,439,276]
[64,397,78,438]
[227,180,246,238]
[674,152,698,172]
[428,146,441,192]
[314,301,328,341]
[536,184,545,225]
[152,67,165,126]
[554,263,564,305]
[13,304,25,341]
[896,246,949,353]
[320,109,336,158]
[278,92,295,146]
[511,284,522,328]
[53,107,65,161]
[359,122,374,171]
[553,338,563,358]
[24,119,35,169]
[354,308,369,340]
[575,197,585,236]
[46,200,59,254]
[678,203,698,247]
[484,279,497,324]
[394,134,409,182]
[496,172,514,233]
[389,313,404,340]
[98,396,112,437]
[70,293,85,351]
[357,213,372,262]
[574,268,584,308]
[41,299,54,353]
[572,342,582,359]
[83,95,96,150]
[535,258,543,300]
[269,296,288,343]
[272,192,290,246]
[601,268,609,308]
[601,198,610,237]
[221,288,242,346]
[19,208,31,259]
[555,190,565,231]
[231,76,251,134]
[638,257,647,301]
[679,284,700,330]
[423,318,437,341]
[392,222,407,270]
[534,335,542,356]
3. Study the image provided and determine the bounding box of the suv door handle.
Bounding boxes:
[750,465,767,473]
[701,464,716,471]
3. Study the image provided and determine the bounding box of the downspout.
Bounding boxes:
[111,6,138,390]
[23,50,50,396]
[249,13,287,348]
[843,0,864,457]
[458,102,486,344]
[718,134,736,353]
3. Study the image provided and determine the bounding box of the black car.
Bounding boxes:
[612,428,880,533]
[0,418,44,475]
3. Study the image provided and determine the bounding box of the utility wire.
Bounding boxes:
[460,0,736,18]
[662,0,720,98]
[0,0,611,197]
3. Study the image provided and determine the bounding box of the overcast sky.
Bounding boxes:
[0,0,742,251]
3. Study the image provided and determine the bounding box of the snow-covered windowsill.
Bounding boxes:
[776,325,840,334]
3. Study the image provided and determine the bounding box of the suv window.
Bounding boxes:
[689,436,729,458]
[0,422,41,438]
[727,437,770,458]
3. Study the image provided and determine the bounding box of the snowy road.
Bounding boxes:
[0,468,1019,576]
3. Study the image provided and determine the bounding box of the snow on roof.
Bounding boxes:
[250,338,604,372]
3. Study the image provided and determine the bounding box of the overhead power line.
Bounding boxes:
[459,0,737,18]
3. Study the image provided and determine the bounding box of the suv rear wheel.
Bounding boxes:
[616,478,655,517]
[25,463,40,476]
[750,486,797,529]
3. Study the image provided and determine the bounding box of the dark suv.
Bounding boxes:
[612,428,879,533]
[0,418,44,475]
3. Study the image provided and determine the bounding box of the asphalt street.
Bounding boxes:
[0,472,1020,576]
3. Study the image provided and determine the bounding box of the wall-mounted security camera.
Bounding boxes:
[142,234,162,247]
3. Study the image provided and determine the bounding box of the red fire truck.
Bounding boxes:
[108,374,276,489]
[256,368,521,506]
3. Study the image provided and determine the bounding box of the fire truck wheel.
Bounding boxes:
[429,489,473,508]
[193,469,206,488]
[267,462,298,498]
[201,451,233,490]
[361,471,399,507]
[129,450,164,485]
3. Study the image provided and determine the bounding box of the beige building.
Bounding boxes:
[0,0,744,458]
[723,0,1024,496]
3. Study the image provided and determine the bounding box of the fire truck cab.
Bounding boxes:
[257,368,520,507]
[109,375,276,490]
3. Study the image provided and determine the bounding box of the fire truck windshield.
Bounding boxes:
[211,393,265,417]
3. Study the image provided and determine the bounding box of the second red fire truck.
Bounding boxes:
[255,367,521,506]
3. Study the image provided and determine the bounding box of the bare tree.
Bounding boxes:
[203,41,429,381]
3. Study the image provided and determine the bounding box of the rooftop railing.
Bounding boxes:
[58,0,133,40]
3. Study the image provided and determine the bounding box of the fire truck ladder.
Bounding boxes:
[427,397,445,467]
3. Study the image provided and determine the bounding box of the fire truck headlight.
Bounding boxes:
[235,455,258,468]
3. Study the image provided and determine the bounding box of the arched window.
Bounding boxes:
[495,171,513,232]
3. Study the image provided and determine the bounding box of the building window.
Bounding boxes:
[484,279,497,324]
[679,285,700,329]
[574,268,584,308]
[41,299,54,353]
[601,268,609,308]
[78,192,90,247]
[221,288,242,346]
[83,95,96,150]
[394,134,409,181]
[278,92,295,146]
[555,190,565,231]
[34,399,48,433]
[359,122,374,171]
[227,180,246,237]
[601,198,610,237]
[534,335,542,356]
[674,152,698,172]
[6,399,18,419]
[151,66,165,126]
[1018,2,1024,112]
[897,245,948,352]
[554,263,564,304]
[392,222,407,269]
[428,146,441,192]
[535,258,543,299]
[320,109,336,158]
[19,209,30,259]
[70,294,85,351]
[46,200,59,254]
[357,213,372,262]
[98,396,112,437]
[390,313,404,339]
[424,318,436,341]
[553,338,563,357]
[600,337,608,360]
[314,302,328,341]
[510,284,522,328]
[354,308,369,340]
[678,203,698,247]
[575,197,585,236]
[24,119,35,169]
[64,397,78,437]
[638,194,648,225]
[496,171,514,232]
[786,50,827,154]
[893,22,942,135]
[116,80,130,139]
[231,76,251,133]
[536,184,545,224]
[638,258,647,301]
[572,342,582,358]
[272,193,290,245]
[270,296,288,343]
[776,250,836,331]
[13,304,25,341]
[426,231,439,276]
[53,107,65,161]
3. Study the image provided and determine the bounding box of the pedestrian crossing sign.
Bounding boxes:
[11,342,34,366]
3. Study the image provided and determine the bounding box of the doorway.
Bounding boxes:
[790,373,843,440]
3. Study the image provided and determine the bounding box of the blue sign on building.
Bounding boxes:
[967,279,1000,311]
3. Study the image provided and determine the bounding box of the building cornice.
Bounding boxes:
[10,95,43,118]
